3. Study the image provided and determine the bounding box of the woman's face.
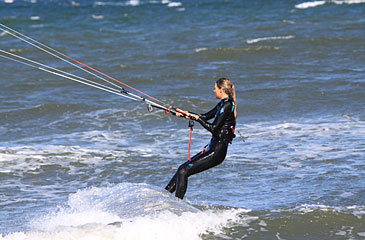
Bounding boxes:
[214,83,224,99]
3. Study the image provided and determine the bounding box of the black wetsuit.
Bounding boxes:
[165,98,236,199]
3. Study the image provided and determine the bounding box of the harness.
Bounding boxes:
[187,100,236,161]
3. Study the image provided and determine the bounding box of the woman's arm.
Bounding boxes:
[198,103,220,121]
[196,101,232,135]
[175,102,220,121]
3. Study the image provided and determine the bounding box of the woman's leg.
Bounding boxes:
[165,172,177,193]
[174,143,228,199]
[165,151,207,194]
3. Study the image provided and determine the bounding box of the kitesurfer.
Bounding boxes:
[165,78,237,199]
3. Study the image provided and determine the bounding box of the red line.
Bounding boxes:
[65,55,165,105]
[188,126,193,161]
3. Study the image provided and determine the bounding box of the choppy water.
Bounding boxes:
[1,0,365,239]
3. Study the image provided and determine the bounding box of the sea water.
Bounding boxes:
[0,0,364,239]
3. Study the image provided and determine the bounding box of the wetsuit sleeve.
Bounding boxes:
[197,103,220,121]
[196,101,232,135]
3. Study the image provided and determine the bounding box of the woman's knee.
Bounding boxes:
[177,164,189,178]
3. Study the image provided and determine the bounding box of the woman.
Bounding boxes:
[165,78,237,199]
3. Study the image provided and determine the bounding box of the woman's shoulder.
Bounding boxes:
[217,98,234,115]
[221,98,234,107]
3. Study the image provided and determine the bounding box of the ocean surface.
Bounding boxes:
[1,0,365,239]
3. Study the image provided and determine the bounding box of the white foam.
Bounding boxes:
[295,0,365,9]
[92,15,104,20]
[340,192,354,198]
[195,47,208,52]
[292,204,365,219]
[0,143,125,174]
[3,116,362,177]
[161,0,183,8]
[347,205,365,219]
[246,35,295,44]
[335,230,347,236]
[167,2,182,7]
[93,0,185,7]
[295,204,342,213]
[30,16,40,21]
[295,1,326,9]
[127,0,140,6]
[94,1,141,7]
[232,116,365,166]
[1,183,247,240]
[33,209,122,231]
[332,0,365,4]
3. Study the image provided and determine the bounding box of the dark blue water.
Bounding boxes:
[1,0,364,239]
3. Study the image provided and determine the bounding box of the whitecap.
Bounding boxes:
[94,1,140,7]
[335,230,347,236]
[127,0,140,6]
[30,16,41,21]
[167,2,182,7]
[340,192,354,198]
[5,183,247,240]
[195,47,208,53]
[246,35,295,44]
[295,0,365,9]
[295,1,326,9]
[92,15,104,20]
[332,0,365,4]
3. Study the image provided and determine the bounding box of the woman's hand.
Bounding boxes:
[175,108,199,120]
[189,113,199,120]
[175,108,188,118]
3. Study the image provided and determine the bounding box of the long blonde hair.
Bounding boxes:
[216,78,237,120]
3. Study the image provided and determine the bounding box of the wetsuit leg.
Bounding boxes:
[165,151,206,194]
[165,173,177,193]
[165,141,228,199]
